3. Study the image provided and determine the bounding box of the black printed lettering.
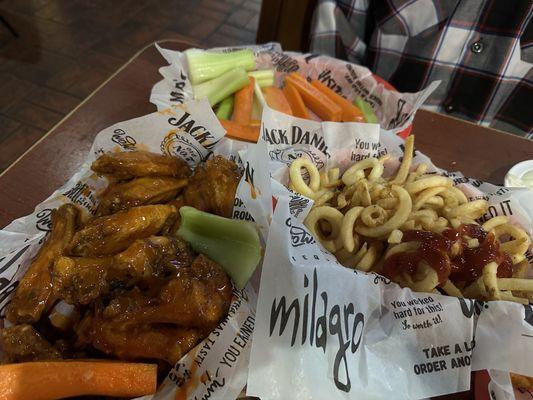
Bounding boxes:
[168,112,216,149]
[269,269,365,393]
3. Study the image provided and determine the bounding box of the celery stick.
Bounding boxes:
[248,69,274,81]
[186,49,256,85]
[250,79,266,119]
[251,97,262,120]
[255,77,275,88]
[253,79,266,108]
[216,96,234,120]
[249,69,275,88]
[354,97,379,123]
[177,206,262,289]
[193,68,250,106]
[248,69,274,80]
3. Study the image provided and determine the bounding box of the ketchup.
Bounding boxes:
[383,224,512,284]
[383,230,454,284]
[450,231,513,281]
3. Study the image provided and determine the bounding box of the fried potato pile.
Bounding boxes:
[1,151,241,370]
[289,136,532,303]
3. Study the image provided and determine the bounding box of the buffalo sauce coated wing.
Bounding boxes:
[6,204,79,324]
[91,150,191,180]
[68,205,177,256]
[96,177,188,216]
[103,255,233,329]
[184,155,241,217]
[76,314,204,365]
[52,236,194,305]
[0,324,61,363]
[113,235,194,278]
[1,150,239,368]
[166,196,186,233]
[51,256,114,305]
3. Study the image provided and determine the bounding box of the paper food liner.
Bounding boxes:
[245,106,533,400]
[149,43,440,137]
[0,100,270,400]
[473,369,533,400]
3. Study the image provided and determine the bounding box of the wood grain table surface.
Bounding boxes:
[2,39,528,399]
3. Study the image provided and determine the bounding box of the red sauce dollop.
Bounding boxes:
[383,224,513,284]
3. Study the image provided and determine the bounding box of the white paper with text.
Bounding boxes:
[246,109,533,400]
[0,101,262,400]
[150,43,439,137]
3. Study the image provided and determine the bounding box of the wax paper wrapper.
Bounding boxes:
[245,106,533,400]
[149,43,439,137]
[483,369,533,400]
[0,100,270,400]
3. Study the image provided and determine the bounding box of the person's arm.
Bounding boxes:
[310,0,372,64]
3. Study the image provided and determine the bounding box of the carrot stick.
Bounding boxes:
[285,73,341,121]
[232,76,255,125]
[283,82,309,119]
[262,86,293,116]
[0,360,157,400]
[220,119,260,143]
[311,79,365,122]
[307,108,322,122]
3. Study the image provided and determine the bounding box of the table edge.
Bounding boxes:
[414,108,531,142]
[0,38,200,179]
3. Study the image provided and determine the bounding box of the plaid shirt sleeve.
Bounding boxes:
[310,0,533,138]
[310,0,370,64]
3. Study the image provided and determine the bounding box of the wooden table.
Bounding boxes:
[1,40,532,228]
[1,40,526,399]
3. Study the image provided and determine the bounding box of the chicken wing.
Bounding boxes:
[52,256,114,305]
[76,314,203,365]
[0,324,61,363]
[53,236,193,305]
[91,151,191,180]
[167,195,186,233]
[114,236,194,279]
[68,205,177,256]
[104,255,233,329]
[6,204,79,324]
[184,156,241,217]
[96,177,188,216]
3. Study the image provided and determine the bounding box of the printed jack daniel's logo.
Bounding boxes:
[161,132,203,167]
[269,268,365,392]
[269,148,324,170]
[168,111,218,150]
[263,125,330,157]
